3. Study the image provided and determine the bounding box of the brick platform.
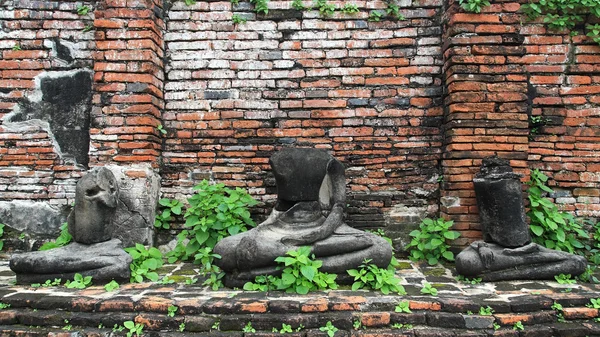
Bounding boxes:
[0,257,600,336]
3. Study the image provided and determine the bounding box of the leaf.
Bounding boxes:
[301,266,316,281]
[442,250,454,261]
[296,285,309,294]
[124,321,135,329]
[530,225,544,236]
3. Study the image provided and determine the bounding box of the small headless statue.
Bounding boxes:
[10,167,132,284]
[455,157,586,281]
[214,148,392,287]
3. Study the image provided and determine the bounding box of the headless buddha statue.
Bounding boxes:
[214,148,392,286]
[455,156,586,281]
[10,167,132,284]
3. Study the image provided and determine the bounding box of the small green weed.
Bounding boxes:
[353,319,363,330]
[167,305,178,317]
[513,321,524,331]
[232,14,247,24]
[458,0,490,13]
[319,321,338,337]
[65,273,92,289]
[386,2,405,20]
[11,44,21,51]
[104,280,119,292]
[587,298,600,309]
[273,323,293,334]
[395,300,412,313]
[456,275,482,284]
[179,322,186,332]
[292,0,305,9]
[0,303,10,310]
[420,282,438,296]
[391,323,413,329]
[76,4,91,15]
[368,11,384,21]
[242,322,256,333]
[341,3,359,13]
[554,273,576,285]
[347,258,406,295]
[123,321,144,337]
[315,0,336,16]
[478,306,494,315]
[39,223,72,251]
[250,0,269,14]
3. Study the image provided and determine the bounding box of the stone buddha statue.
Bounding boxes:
[214,148,392,286]
[455,157,586,281]
[10,167,132,284]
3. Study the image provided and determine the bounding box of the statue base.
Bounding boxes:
[10,239,132,285]
[456,241,587,282]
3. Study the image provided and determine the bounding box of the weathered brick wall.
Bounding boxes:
[441,0,600,248]
[0,0,599,249]
[160,0,445,248]
[0,0,96,239]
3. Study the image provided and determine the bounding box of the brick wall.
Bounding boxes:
[160,0,445,247]
[0,0,599,249]
[0,0,95,209]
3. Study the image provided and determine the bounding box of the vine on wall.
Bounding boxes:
[183,0,407,22]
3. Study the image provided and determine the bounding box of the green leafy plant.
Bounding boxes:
[353,319,363,330]
[513,321,524,331]
[179,323,186,332]
[65,273,92,289]
[62,319,72,331]
[156,124,167,135]
[184,0,196,5]
[386,2,405,19]
[420,282,438,296]
[341,3,359,13]
[185,277,198,285]
[347,259,406,295]
[407,217,460,265]
[0,303,10,310]
[113,324,125,332]
[202,271,225,290]
[82,24,93,32]
[315,0,336,16]
[292,0,305,9]
[244,247,338,294]
[212,320,220,330]
[160,276,175,284]
[493,322,501,330]
[39,223,72,251]
[243,322,256,333]
[528,169,587,254]
[478,306,494,316]
[552,302,565,322]
[124,321,144,337]
[368,11,384,21]
[456,275,482,284]
[167,305,178,317]
[40,278,61,287]
[319,321,338,337]
[12,44,21,51]
[155,198,183,230]
[273,323,293,334]
[395,300,412,313]
[76,4,91,15]
[391,323,413,329]
[125,243,164,283]
[167,180,257,268]
[587,24,600,44]
[457,0,490,13]
[554,273,577,285]
[104,280,119,292]
[588,298,600,309]
[250,0,269,14]
[0,224,5,251]
[232,13,247,24]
